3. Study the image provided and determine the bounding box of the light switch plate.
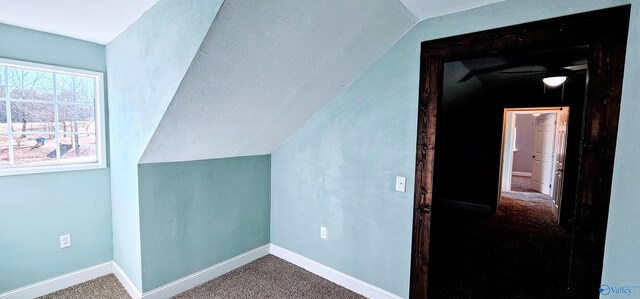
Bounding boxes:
[395,176,406,192]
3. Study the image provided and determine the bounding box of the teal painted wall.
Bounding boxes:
[105,0,223,290]
[0,24,105,72]
[270,16,418,295]
[138,155,271,291]
[0,24,112,293]
[271,0,637,297]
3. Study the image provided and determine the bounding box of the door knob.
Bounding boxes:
[531,155,535,158]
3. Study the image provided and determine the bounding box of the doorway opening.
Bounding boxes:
[500,107,570,224]
[410,6,630,299]
[427,44,586,297]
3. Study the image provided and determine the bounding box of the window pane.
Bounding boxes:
[56,74,73,102]
[59,134,97,163]
[0,66,5,98]
[12,134,57,165]
[73,76,95,104]
[56,74,95,104]
[0,101,7,133]
[0,59,103,173]
[0,134,9,165]
[10,102,55,133]
[7,67,54,101]
[58,103,95,133]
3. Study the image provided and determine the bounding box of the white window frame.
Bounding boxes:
[0,57,106,176]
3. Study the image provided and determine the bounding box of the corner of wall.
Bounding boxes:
[105,0,224,291]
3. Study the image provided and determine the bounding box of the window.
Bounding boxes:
[0,58,106,176]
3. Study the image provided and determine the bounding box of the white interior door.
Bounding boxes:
[552,108,569,222]
[501,112,516,192]
[532,113,556,195]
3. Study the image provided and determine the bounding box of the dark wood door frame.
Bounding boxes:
[410,6,630,299]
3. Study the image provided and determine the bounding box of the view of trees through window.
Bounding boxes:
[0,63,98,167]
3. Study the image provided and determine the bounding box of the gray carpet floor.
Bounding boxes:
[37,274,129,299]
[510,175,539,193]
[38,255,364,299]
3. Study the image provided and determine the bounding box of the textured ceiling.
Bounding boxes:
[140,0,415,163]
[0,0,506,45]
[0,0,512,162]
[0,0,160,44]
[399,0,506,20]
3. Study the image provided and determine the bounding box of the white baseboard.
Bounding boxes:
[141,244,270,298]
[1,245,269,299]
[112,262,142,299]
[0,262,112,299]
[269,244,402,299]
[2,244,398,299]
[512,171,532,177]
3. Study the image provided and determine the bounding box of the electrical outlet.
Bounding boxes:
[60,234,71,248]
[320,226,328,239]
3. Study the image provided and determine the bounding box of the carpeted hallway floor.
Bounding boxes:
[510,175,540,193]
[37,255,364,299]
[428,190,571,298]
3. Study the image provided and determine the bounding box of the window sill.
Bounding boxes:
[0,162,106,177]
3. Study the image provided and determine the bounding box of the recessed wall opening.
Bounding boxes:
[410,6,631,298]
[427,45,586,298]
[500,107,570,224]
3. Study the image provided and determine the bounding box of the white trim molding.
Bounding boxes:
[1,244,400,299]
[512,171,532,177]
[111,262,142,299]
[269,244,403,299]
[140,245,270,299]
[111,245,270,299]
[0,262,112,299]
[0,245,270,299]
[0,57,107,177]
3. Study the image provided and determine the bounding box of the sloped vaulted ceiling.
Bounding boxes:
[140,0,416,163]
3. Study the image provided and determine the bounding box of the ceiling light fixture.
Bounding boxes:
[543,76,567,87]
[532,113,541,117]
